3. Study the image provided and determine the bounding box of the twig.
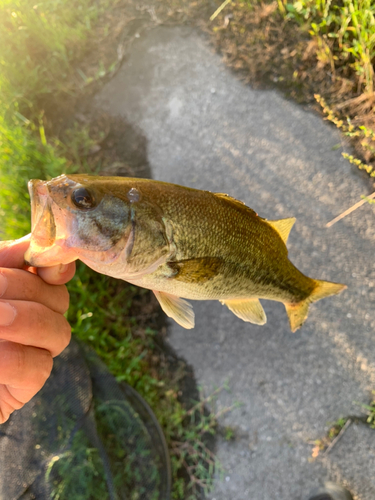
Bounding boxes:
[210,0,232,22]
[326,191,375,227]
[324,418,352,455]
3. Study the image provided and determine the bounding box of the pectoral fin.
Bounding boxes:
[153,291,195,329]
[167,257,222,283]
[221,298,267,325]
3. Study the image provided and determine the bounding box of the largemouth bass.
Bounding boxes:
[24,174,346,331]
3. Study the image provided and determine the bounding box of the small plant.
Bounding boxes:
[281,0,375,95]
[170,385,240,499]
[315,94,375,178]
[223,426,236,441]
[360,391,375,427]
[310,417,349,458]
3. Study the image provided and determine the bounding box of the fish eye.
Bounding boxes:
[71,187,96,210]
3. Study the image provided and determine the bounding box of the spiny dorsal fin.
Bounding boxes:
[213,193,258,217]
[267,217,296,244]
[220,298,267,325]
[153,291,195,329]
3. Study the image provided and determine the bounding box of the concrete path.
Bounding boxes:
[96,26,375,500]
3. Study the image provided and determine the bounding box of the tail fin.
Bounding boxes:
[285,280,346,332]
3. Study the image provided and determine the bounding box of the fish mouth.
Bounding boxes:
[29,180,56,245]
[24,179,57,266]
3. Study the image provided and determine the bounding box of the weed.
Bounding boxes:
[282,0,375,95]
[0,0,114,116]
[0,116,75,239]
[0,122,222,497]
[223,426,236,441]
[315,94,375,178]
[310,417,349,458]
[359,391,375,427]
[0,48,220,500]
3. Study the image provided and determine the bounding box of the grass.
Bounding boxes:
[4,0,374,495]
[0,0,224,497]
[66,263,235,498]
[204,0,375,179]
[282,0,375,95]
[276,0,375,173]
[0,116,73,239]
[310,392,375,460]
[0,0,112,116]
[0,88,219,500]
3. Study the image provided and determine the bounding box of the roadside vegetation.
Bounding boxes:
[0,1,222,498]
[309,390,375,460]
[203,0,375,181]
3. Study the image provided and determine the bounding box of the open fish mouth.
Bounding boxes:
[24,180,57,265]
[29,180,56,246]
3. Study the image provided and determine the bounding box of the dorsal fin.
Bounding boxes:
[267,217,296,244]
[214,192,258,217]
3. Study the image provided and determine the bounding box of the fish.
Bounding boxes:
[24,174,346,332]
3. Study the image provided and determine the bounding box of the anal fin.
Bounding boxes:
[221,298,267,325]
[153,291,195,329]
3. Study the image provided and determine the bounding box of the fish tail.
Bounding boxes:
[285,279,346,332]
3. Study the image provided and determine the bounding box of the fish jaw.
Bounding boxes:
[25,178,79,267]
[25,174,169,272]
[29,180,56,247]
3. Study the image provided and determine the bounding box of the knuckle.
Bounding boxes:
[59,285,70,314]
[19,346,52,388]
[53,317,71,357]
[37,349,53,381]
[61,318,72,347]
[14,344,27,375]
[33,302,48,329]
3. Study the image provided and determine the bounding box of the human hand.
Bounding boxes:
[0,235,75,424]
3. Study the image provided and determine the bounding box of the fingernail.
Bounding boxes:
[0,302,16,326]
[59,264,69,274]
[0,274,8,297]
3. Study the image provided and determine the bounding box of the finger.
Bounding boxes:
[37,261,76,286]
[0,300,71,357]
[0,341,53,423]
[0,235,31,269]
[0,268,69,315]
[0,341,53,397]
